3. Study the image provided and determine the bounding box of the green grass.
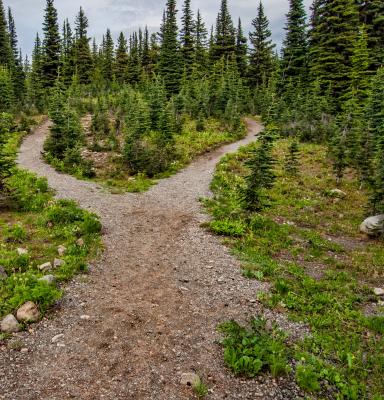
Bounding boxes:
[0,130,102,330]
[205,138,384,399]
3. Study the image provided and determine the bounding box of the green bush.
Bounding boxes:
[5,170,51,211]
[3,224,27,243]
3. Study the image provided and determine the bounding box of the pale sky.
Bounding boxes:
[5,0,312,57]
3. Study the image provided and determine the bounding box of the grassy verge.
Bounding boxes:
[45,116,246,193]
[204,139,384,399]
[0,129,102,339]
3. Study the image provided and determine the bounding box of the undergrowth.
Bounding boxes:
[205,139,384,399]
[0,129,102,329]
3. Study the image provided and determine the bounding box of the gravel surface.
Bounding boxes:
[0,119,306,399]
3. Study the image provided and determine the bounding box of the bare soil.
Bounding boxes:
[0,119,305,400]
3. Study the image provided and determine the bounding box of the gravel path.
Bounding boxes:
[0,119,304,399]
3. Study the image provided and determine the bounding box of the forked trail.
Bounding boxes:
[0,119,301,399]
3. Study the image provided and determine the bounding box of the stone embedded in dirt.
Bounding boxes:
[57,245,67,256]
[53,258,64,268]
[38,275,57,285]
[0,314,20,333]
[38,262,52,272]
[51,334,64,343]
[0,266,7,279]
[16,301,41,323]
[360,215,384,237]
[180,372,200,387]
[17,248,28,255]
[329,189,347,198]
[374,288,384,296]
[80,315,90,320]
[76,238,85,247]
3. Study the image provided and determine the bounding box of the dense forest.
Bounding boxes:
[0,0,384,398]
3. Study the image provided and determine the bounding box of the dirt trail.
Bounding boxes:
[0,119,302,399]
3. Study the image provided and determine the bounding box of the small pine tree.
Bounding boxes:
[242,127,276,211]
[284,140,300,176]
[115,32,129,83]
[330,124,348,186]
[0,66,14,112]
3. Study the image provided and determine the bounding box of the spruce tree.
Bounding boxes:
[115,32,129,83]
[195,10,208,70]
[102,29,114,82]
[243,126,276,211]
[0,0,11,66]
[0,65,13,111]
[181,0,195,73]
[61,19,75,86]
[74,8,92,84]
[7,8,25,101]
[285,140,300,176]
[30,33,44,110]
[42,0,61,88]
[366,67,384,145]
[235,19,247,77]
[127,33,141,84]
[359,0,384,71]
[308,0,359,102]
[370,133,384,214]
[212,0,236,62]
[280,0,307,86]
[141,27,151,75]
[159,0,182,96]
[248,2,276,88]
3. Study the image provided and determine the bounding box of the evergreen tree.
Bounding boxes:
[235,18,247,77]
[115,32,129,83]
[141,26,151,75]
[285,140,300,176]
[127,33,141,84]
[280,0,307,86]
[366,67,384,145]
[44,82,83,159]
[0,65,13,111]
[181,0,195,73]
[344,25,370,106]
[42,0,61,88]
[30,33,44,109]
[212,0,236,62]
[243,126,276,211]
[308,0,359,102]
[74,8,93,84]
[0,111,14,188]
[195,10,208,70]
[61,19,75,85]
[359,0,384,71]
[102,29,114,82]
[248,2,276,88]
[159,0,182,96]
[7,8,25,101]
[370,133,384,214]
[0,0,11,66]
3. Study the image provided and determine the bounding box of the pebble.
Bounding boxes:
[38,262,52,272]
[51,334,65,343]
[180,372,200,386]
[80,315,91,320]
[53,258,65,268]
[374,288,384,296]
[20,348,28,354]
[16,301,41,323]
[17,248,28,255]
[57,245,67,256]
[0,314,20,333]
[38,275,57,285]
[0,266,7,279]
